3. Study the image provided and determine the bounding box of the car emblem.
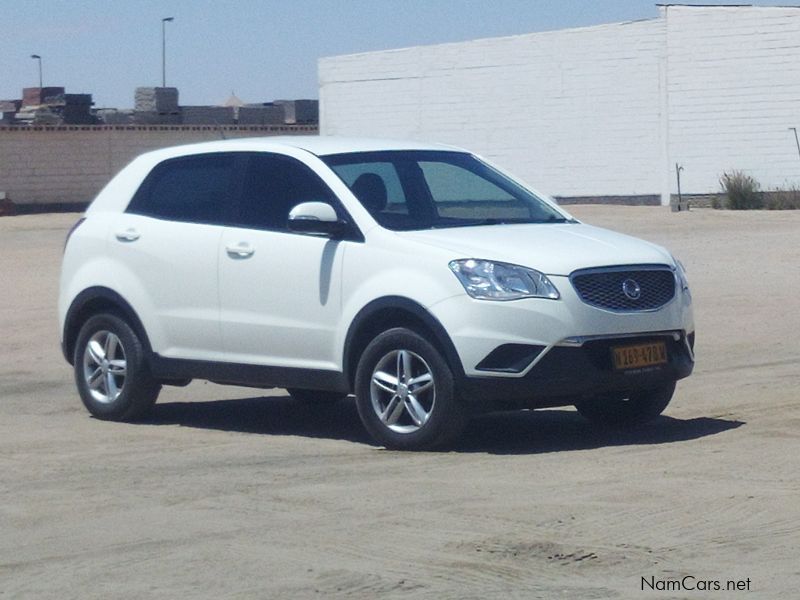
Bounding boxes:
[622,278,641,300]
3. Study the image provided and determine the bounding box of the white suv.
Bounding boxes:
[59,137,695,450]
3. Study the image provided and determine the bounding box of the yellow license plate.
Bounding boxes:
[612,342,668,370]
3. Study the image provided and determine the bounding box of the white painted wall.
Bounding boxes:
[664,5,800,194]
[320,19,665,200]
[320,6,800,202]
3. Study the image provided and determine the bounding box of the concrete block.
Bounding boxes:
[274,99,319,124]
[132,111,182,125]
[238,105,285,125]
[181,106,235,125]
[134,87,179,113]
[0,192,16,216]
[22,87,65,107]
[95,109,134,125]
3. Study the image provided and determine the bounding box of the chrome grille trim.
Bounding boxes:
[557,330,683,347]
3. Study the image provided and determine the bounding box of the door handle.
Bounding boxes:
[115,228,140,242]
[225,243,255,259]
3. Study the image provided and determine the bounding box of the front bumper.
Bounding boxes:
[459,330,695,410]
[428,274,695,378]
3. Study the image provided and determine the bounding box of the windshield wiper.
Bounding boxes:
[434,216,576,228]
[441,218,529,228]
[544,216,577,223]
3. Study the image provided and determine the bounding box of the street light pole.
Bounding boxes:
[789,127,800,162]
[161,17,174,87]
[30,54,43,89]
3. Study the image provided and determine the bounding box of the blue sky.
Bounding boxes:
[0,0,792,108]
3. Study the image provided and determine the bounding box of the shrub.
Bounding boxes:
[719,170,762,210]
[764,185,800,210]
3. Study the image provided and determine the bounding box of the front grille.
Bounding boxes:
[571,265,676,312]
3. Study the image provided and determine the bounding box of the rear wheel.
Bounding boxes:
[354,328,468,450]
[73,313,161,421]
[575,382,676,427]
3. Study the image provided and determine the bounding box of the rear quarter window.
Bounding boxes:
[127,153,236,225]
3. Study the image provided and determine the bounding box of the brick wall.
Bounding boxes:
[0,124,316,207]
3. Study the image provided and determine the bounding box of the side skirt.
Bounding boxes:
[149,354,350,393]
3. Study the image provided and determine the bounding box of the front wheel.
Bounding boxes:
[73,313,161,421]
[575,382,676,427]
[354,328,468,450]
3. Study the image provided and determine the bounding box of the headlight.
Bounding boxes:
[448,259,560,301]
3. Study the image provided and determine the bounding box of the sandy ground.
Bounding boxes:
[1,206,798,599]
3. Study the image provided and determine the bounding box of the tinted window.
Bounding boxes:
[333,162,409,215]
[236,154,337,231]
[324,150,568,231]
[128,154,235,224]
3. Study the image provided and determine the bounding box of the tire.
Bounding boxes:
[287,388,348,404]
[73,312,161,421]
[354,327,468,450]
[575,381,676,427]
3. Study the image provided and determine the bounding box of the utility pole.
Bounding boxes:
[674,163,686,212]
[789,127,800,162]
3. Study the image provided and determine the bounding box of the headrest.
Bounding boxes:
[351,173,388,213]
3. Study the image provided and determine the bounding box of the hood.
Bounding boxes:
[398,223,674,276]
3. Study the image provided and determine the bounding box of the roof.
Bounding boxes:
[272,135,460,155]
[135,135,464,161]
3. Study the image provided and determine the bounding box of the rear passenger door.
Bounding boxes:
[218,152,347,371]
[110,153,238,361]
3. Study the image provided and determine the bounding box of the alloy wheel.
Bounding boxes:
[369,349,435,434]
[82,330,127,403]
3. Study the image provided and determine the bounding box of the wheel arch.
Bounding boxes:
[342,296,464,389]
[62,287,152,365]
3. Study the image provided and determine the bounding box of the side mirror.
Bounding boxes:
[288,202,347,237]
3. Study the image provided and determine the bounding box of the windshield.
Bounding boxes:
[321,150,572,231]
